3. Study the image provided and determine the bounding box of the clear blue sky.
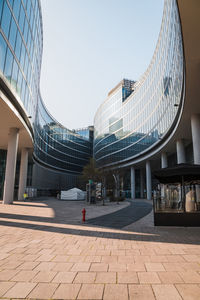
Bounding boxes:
[40,0,164,130]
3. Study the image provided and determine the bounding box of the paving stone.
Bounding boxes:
[4,282,37,298]
[34,261,56,271]
[176,283,200,299]
[0,281,16,297]
[12,270,38,282]
[67,255,86,263]
[95,272,116,283]
[128,284,155,300]
[22,254,40,261]
[84,255,101,263]
[52,262,74,271]
[28,282,58,299]
[1,261,23,269]
[149,255,169,263]
[163,263,185,272]
[70,262,90,272]
[17,261,40,270]
[158,271,183,283]
[118,271,138,283]
[152,284,182,300]
[166,255,186,262]
[74,272,96,283]
[52,271,77,283]
[127,263,146,271]
[145,263,165,272]
[90,263,108,272]
[109,263,126,272]
[53,283,81,299]
[178,271,200,283]
[101,256,118,263]
[36,254,55,261]
[138,272,161,284]
[52,255,69,262]
[118,255,134,263]
[0,270,19,281]
[32,271,57,282]
[104,284,128,300]
[77,283,104,299]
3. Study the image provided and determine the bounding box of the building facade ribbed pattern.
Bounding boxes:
[0,0,92,176]
[94,0,184,168]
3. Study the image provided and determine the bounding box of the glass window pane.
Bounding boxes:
[11,59,18,91]
[15,31,22,61]
[23,18,28,43]
[4,48,13,82]
[0,0,4,20]
[20,42,26,69]
[0,33,7,72]
[13,0,21,20]
[9,17,17,50]
[19,4,25,33]
[1,1,11,38]
[17,69,23,95]
[8,0,14,8]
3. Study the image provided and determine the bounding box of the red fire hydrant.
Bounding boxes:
[82,208,86,222]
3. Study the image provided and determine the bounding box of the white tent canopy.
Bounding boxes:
[60,188,85,200]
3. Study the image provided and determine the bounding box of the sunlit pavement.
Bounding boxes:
[0,198,199,299]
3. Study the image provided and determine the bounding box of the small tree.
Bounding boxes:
[81,158,102,183]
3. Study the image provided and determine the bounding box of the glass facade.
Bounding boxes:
[0,0,92,175]
[94,0,184,168]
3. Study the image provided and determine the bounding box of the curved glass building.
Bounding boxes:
[94,0,184,168]
[0,0,92,203]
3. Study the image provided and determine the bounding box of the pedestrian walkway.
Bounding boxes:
[0,198,199,299]
[87,200,152,229]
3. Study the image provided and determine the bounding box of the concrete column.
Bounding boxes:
[176,139,186,164]
[3,128,19,204]
[140,169,144,198]
[131,167,135,199]
[18,148,29,201]
[161,152,168,168]
[191,114,200,164]
[146,161,152,200]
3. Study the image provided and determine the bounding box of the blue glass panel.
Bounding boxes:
[9,17,17,50]
[20,42,25,69]
[1,1,11,38]
[23,18,28,43]
[7,0,14,8]
[0,0,4,20]
[23,0,27,8]
[11,59,18,91]
[26,0,31,17]
[13,0,21,20]
[15,31,22,61]
[17,69,23,95]
[19,4,25,33]
[0,33,7,72]
[4,47,13,82]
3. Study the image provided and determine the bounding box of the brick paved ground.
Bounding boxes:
[0,198,199,299]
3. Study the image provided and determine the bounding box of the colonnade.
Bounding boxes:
[130,114,200,200]
[2,127,29,204]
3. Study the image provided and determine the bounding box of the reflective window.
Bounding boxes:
[9,17,17,50]
[0,33,7,72]
[4,47,13,82]
[18,4,25,33]
[13,0,21,21]
[1,1,11,38]
[15,31,22,61]
[11,59,19,91]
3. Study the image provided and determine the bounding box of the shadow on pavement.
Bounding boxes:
[0,197,199,245]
